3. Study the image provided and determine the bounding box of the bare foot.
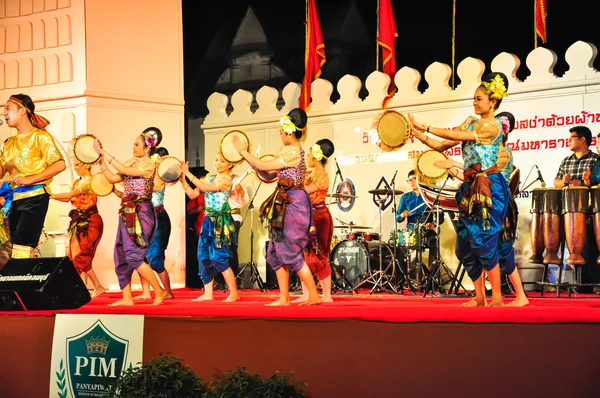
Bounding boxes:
[461,298,487,307]
[300,297,322,306]
[320,295,334,303]
[92,286,106,298]
[291,295,309,304]
[192,293,213,302]
[489,298,505,307]
[506,295,529,307]
[164,292,175,299]
[109,298,134,306]
[223,292,240,303]
[134,293,151,300]
[266,297,291,306]
[152,290,168,306]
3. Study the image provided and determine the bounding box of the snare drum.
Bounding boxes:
[220,130,250,164]
[73,134,101,164]
[156,155,182,183]
[374,111,410,152]
[398,229,420,248]
[90,173,113,197]
[415,150,450,185]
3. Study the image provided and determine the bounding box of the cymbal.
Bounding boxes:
[368,188,404,195]
[334,223,370,229]
[326,193,358,199]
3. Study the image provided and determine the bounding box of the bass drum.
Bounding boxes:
[329,239,395,289]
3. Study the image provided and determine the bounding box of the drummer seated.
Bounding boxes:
[396,170,445,276]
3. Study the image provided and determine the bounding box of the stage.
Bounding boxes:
[2,288,600,397]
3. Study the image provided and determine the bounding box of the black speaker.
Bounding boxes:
[0,256,91,311]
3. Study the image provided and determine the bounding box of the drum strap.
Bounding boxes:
[460,163,499,230]
[259,178,303,242]
[68,206,99,239]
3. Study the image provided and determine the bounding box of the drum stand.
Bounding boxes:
[235,181,267,292]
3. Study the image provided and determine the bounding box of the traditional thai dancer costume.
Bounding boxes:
[455,117,514,281]
[198,173,236,284]
[303,168,332,280]
[67,175,104,273]
[114,157,157,289]
[146,181,171,274]
[260,145,311,273]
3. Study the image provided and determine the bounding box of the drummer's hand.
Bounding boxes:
[434,159,455,169]
[179,161,189,174]
[425,222,435,230]
[13,175,34,186]
[231,135,243,152]
[93,138,103,155]
[563,173,572,186]
[401,210,410,218]
[570,178,582,186]
[583,168,591,186]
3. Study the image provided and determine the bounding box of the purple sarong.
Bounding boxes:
[114,201,157,289]
[266,189,311,273]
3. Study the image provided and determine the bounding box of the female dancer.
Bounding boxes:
[93,128,166,306]
[409,73,511,307]
[435,111,529,306]
[50,159,106,297]
[294,138,335,303]
[232,108,321,306]
[179,153,240,302]
[135,147,175,300]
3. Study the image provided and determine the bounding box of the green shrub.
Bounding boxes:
[205,366,307,398]
[109,353,205,398]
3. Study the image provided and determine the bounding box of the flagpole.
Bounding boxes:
[376,0,380,72]
[451,0,456,89]
[534,0,538,48]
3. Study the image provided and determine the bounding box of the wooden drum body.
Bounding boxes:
[562,186,590,265]
[542,188,563,264]
[590,187,600,264]
[529,188,545,263]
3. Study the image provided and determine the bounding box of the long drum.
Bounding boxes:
[542,188,563,265]
[563,186,590,265]
[590,187,600,264]
[529,188,545,264]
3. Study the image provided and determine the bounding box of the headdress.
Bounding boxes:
[279,116,298,135]
[310,144,327,161]
[482,74,508,100]
[499,116,511,137]
[142,129,159,147]
[7,95,50,129]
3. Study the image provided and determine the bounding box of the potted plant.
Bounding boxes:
[205,366,307,398]
[110,353,205,398]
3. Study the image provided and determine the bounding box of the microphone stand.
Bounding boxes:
[235,179,266,292]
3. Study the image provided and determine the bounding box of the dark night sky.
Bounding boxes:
[182,0,600,117]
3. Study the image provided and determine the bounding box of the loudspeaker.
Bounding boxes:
[0,256,91,311]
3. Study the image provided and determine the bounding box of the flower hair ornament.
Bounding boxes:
[311,144,327,161]
[499,116,511,137]
[280,116,298,135]
[483,74,508,100]
[143,129,159,147]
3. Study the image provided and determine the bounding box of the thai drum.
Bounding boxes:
[529,188,545,263]
[590,187,600,264]
[542,188,563,264]
[562,186,590,265]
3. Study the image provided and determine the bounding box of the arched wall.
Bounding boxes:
[202,41,600,286]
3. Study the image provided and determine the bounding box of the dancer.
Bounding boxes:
[1,94,66,258]
[93,127,166,306]
[50,160,106,298]
[292,139,336,303]
[180,153,240,302]
[135,147,175,300]
[409,73,511,307]
[232,108,321,306]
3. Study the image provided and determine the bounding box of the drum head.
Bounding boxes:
[257,154,277,183]
[157,156,182,182]
[74,134,101,164]
[416,150,449,184]
[90,173,113,196]
[220,130,249,163]
[330,240,368,288]
[376,111,410,152]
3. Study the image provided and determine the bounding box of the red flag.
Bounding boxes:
[535,0,547,43]
[378,0,398,108]
[300,0,326,111]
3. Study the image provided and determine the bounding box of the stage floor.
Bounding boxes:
[3,288,600,323]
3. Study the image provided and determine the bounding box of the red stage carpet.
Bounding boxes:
[3,288,600,323]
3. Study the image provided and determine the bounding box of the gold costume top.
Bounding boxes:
[70,175,97,211]
[305,168,329,204]
[0,127,64,186]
